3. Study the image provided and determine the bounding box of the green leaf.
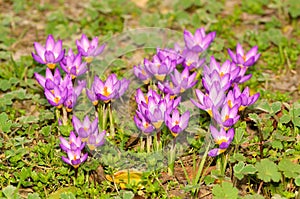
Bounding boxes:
[212,181,239,199]
[248,113,261,124]
[121,190,135,199]
[0,112,12,133]
[27,193,41,199]
[229,153,246,163]
[287,0,300,18]
[255,159,281,182]
[243,194,265,199]
[295,175,300,186]
[48,187,77,199]
[60,192,76,199]
[271,102,282,113]
[2,185,21,199]
[232,127,246,145]
[234,162,257,180]
[278,158,300,178]
[0,79,11,91]
[279,114,291,124]
[256,101,271,113]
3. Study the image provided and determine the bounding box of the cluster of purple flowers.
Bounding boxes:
[59,115,106,168]
[32,34,128,168]
[134,27,215,96]
[191,44,260,157]
[134,89,190,137]
[133,28,216,137]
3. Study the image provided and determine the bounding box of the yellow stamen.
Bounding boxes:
[227,100,232,108]
[103,86,111,97]
[47,63,56,69]
[85,57,93,63]
[207,109,213,117]
[225,114,229,121]
[54,96,60,104]
[216,138,228,145]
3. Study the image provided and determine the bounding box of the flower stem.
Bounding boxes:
[62,107,68,125]
[108,102,115,137]
[168,137,176,175]
[146,135,152,153]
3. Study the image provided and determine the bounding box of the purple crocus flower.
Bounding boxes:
[35,68,62,90]
[191,82,226,116]
[158,67,198,95]
[224,89,242,109]
[76,34,106,63]
[32,34,65,69]
[203,57,240,83]
[133,63,152,84]
[232,84,260,111]
[181,49,205,70]
[72,115,98,141]
[63,80,86,112]
[212,104,240,127]
[208,125,235,157]
[61,148,88,169]
[44,85,68,108]
[144,95,168,129]
[134,111,156,134]
[144,55,176,81]
[202,70,231,93]
[93,74,129,103]
[165,109,190,137]
[157,47,184,65]
[183,28,216,53]
[60,48,88,79]
[87,129,106,151]
[60,131,85,152]
[228,43,260,67]
[86,86,98,106]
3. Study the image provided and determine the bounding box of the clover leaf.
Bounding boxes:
[212,181,239,199]
[255,159,281,182]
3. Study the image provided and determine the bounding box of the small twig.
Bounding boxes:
[257,181,263,195]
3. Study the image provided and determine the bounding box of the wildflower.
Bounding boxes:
[203,57,240,83]
[59,131,85,152]
[202,70,231,93]
[87,130,106,151]
[63,80,86,112]
[76,34,106,63]
[232,85,260,111]
[143,55,176,81]
[60,49,87,79]
[165,109,190,137]
[228,43,260,67]
[181,49,205,70]
[212,104,240,127]
[72,115,98,142]
[134,111,156,134]
[157,47,184,65]
[183,28,216,53]
[32,34,65,69]
[34,68,62,90]
[158,67,198,95]
[93,74,129,103]
[133,63,152,84]
[61,148,88,168]
[191,82,226,116]
[208,125,235,157]
[44,85,68,108]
